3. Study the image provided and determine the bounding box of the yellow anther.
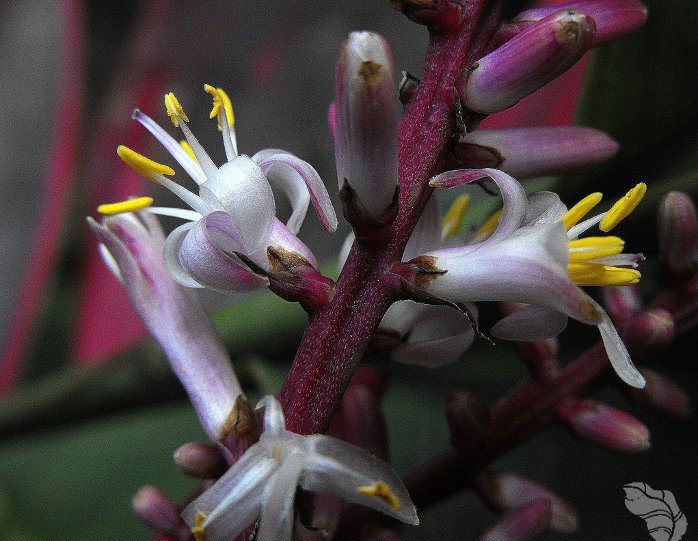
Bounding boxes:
[180,140,198,163]
[97,197,154,215]
[164,92,189,127]
[117,145,174,181]
[191,512,206,541]
[599,183,647,232]
[474,208,503,240]
[562,192,603,230]
[204,84,235,130]
[568,263,640,286]
[441,195,470,239]
[568,236,625,263]
[357,481,401,512]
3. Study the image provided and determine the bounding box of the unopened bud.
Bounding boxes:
[479,500,551,541]
[556,399,650,453]
[513,0,647,46]
[335,31,398,225]
[602,284,642,326]
[630,368,691,418]
[455,127,617,179]
[657,191,698,278]
[622,308,675,358]
[173,442,228,479]
[460,10,595,114]
[389,0,464,31]
[447,389,491,455]
[473,471,577,534]
[132,486,181,532]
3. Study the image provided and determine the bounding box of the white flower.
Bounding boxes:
[182,395,418,541]
[405,168,646,388]
[103,87,337,292]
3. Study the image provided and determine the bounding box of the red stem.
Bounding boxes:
[279,1,506,435]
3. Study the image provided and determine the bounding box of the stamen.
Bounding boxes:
[568,263,641,286]
[117,145,174,182]
[180,140,198,162]
[562,192,603,230]
[164,92,189,127]
[441,195,470,239]
[204,84,235,130]
[599,182,647,232]
[568,236,624,262]
[357,481,401,512]
[97,196,153,215]
[474,208,502,240]
[191,511,206,541]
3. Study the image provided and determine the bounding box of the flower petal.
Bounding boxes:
[257,450,306,541]
[267,220,320,270]
[595,300,645,388]
[301,435,419,525]
[491,304,569,341]
[180,219,269,292]
[403,194,442,261]
[258,153,338,233]
[163,221,203,289]
[257,395,287,436]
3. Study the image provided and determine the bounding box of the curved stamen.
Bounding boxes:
[98,196,154,215]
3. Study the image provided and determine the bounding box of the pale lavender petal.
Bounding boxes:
[524,192,568,226]
[267,219,320,270]
[199,155,275,254]
[513,0,647,46]
[180,219,269,293]
[338,232,355,272]
[301,435,419,525]
[460,10,595,114]
[259,153,338,232]
[491,305,569,341]
[431,168,527,245]
[89,213,242,440]
[335,31,398,219]
[456,127,618,178]
[257,450,306,541]
[595,301,645,388]
[182,450,277,540]
[403,194,443,260]
[257,395,287,435]
[163,221,203,288]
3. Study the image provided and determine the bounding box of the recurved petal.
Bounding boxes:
[301,435,419,525]
[182,449,277,541]
[403,194,443,261]
[163,221,203,288]
[595,301,645,388]
[491,304,568,341]
[180,218,269,292]
[258,152,338,233]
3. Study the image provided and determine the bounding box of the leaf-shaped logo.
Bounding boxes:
[624,482,687,541]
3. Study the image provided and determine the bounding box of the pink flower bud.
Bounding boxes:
[460,10,595,114]
[512,0,647,46]
[622,308,675,358]
[454,127,618,179]
[173,442,228,479]
[479,500,551,541]
[602,284,642,326]
[447,389,491,455]
[630,368,692,418]
[132,486,181,532]
[473,471,577,534]
[657,191,698,278]
[556,399,650,453]
[335,31,398,222]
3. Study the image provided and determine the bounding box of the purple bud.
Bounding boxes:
[630,368,692,418]
[556,399,650,453]
[446,389,491,455]
[389,0,465,31]
[173,442,228,479]
[335,31,398,222]
[622,308,675,358]
[512,0,647,46]
[474,471,577,534]
[132,486,181,532]
[455,127,618,178]
[479,500,551,541]
[657,191,698,278]
[460,10,595,114]
[602,284,642,326]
